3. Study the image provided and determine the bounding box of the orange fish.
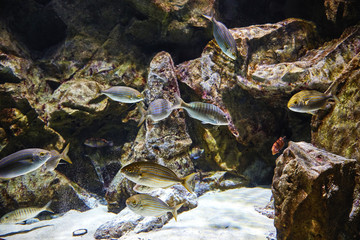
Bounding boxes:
[272,136,286,155]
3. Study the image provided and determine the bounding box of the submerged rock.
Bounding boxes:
[105,51,194,213]
[272,141,358,240]
[0,169,99,218]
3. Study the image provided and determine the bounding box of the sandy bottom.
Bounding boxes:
[0,187,275,240]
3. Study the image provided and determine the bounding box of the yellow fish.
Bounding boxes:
[126,194,184,221]
[121,161,197,194]
[42,144,72,172]
[101,86,144,103]
[287,90,338,115]
[0,201,53,224]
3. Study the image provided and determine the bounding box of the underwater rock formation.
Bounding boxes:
[0,169,98,218]
[272,141,358,240]
[105,52,194,213]
[96,187,197,239]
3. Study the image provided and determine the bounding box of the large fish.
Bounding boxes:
[0,201,53,224]
[203,14,237,60]
[120,161,197,194]
[0,148,53,179]
[101,86,144,103]
[126,194,184,221]
[42,144,72,172]
[175,95,228,125]
[137,99,178,127]
[287,90,338,115]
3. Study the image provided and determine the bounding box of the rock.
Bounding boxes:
[0,169,99,218]
[175,20,360,184]
[272,141,358,240]
[105,51,194,213]
[311,49,360,162]
[96,186,197,239]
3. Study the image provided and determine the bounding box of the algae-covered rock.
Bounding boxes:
[0,169,99,218]
[105,51,194,213]
[272,141,358,240]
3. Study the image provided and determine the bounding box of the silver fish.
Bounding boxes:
[133,184,158,194]
[0,149,53,179]
[137,99,177,127]
[176,95,228,125]
[101,86,144,103]
[121,161,197,194]
[126,194,184,221]
[287,90,337,115]
[203,14,237,60]
[41,144,72,172]
[0,201,53,224]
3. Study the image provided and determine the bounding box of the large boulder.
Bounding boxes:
[272,141,358,240]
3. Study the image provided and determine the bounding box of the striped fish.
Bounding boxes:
[42,144,72,172]
[0,149,53,179]
[203,14,237,60]
[287,90,338,115]
[120,161,197,194]
[137,99,177,127]
[271,136,286,155]
[126,194,184,221]
[101,86,144,103]
[175,95,228,125]
[0,201,53,224]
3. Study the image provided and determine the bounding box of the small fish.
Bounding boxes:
[203,14,237,60]
[287,90,338,115]
[137,99,178,127]
[0,201,53,224]
[120,161,197,194]
[0,148,53,179]
[126,194,184,221]
[189,147,205,160]
[101,86,144,103]
[272,136,286,155]
[84,138,114,148]
[42,144,72,172]
[175,95,228,125]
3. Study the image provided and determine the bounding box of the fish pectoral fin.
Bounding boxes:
[307,111,317,115]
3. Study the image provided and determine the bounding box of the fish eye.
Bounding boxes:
[40,152,46,156]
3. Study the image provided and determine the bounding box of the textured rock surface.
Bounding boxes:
[272,141,358,240]
[96,187,197,239]
[0,169,99,218]
[105,52,194,213]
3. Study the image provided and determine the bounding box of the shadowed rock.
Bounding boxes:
[272,141,358,240]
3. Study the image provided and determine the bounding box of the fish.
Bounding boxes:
[42,144,72,172]
[271,136,286,155]
[175,95,228,125]
[101,86,144,103]
[287,90,338,115]
[84,138,114,148]
[0,148,54,179]
[0,201,53,224]
[120,161,197,194]
[189,147,205,160]
[126,194,184,221]
[203,14,237,60]
[137,99,178,127]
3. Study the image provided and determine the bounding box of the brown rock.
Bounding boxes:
[272,141,357,240]
[105,51,194,213]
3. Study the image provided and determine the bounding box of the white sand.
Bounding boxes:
[0,187,275,240]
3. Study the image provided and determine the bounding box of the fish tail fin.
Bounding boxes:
[60,143,72,164]
[137,102,147,127]
[202,14,212,21]
[182,172,197,194]
[43,201,54,213]
[173,93,184,109]
[172,202,185,222]
[332,94,340,103]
